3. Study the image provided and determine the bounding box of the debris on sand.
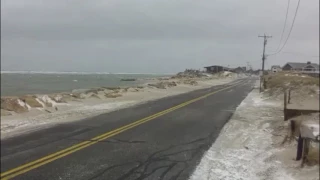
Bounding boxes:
[120,78,136,81]
[148,81,177,89]
[182,79,198,86]
[105,93,122,98]
[84,89,102,94]
[104,87,121,91]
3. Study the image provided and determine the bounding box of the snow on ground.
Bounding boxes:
[190,81,319,180]
[1,101,136,139]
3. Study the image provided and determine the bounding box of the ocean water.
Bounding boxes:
[1,72,169,96]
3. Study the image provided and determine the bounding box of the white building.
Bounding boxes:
[271,65,282,73]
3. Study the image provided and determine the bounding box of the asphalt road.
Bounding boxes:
[1,78,256,180]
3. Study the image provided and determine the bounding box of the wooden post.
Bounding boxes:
[290,120,295,141]
[288,89,291,104]
[284,90,287,121]
[301,139,310,167]
[296,134,303,161]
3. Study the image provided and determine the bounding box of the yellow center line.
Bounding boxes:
[1,80,246,179]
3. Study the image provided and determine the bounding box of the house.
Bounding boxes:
[271,65,282,73]
[231,66,246,73]
[204,65,230,73]
[282,61,319,72]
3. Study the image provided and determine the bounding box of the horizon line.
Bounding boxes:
[0,70,175,75]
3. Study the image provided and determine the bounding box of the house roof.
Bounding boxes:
[204,65,230,69]
[233,67,246,70]
[283,62,319,69]
[204,65,222,68]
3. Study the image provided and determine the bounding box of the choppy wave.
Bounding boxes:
[1,71,111,74]
[1,71,174,75]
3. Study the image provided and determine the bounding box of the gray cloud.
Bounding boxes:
[1,0,319,73]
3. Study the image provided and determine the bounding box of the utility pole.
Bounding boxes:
[258,34,272,92]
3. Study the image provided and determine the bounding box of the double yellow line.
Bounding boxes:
[1,80,245,179]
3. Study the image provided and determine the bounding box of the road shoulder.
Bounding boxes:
[190,81,319,180]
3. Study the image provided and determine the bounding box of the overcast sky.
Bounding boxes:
[1,0,319,73]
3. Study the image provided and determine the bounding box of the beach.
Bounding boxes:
[1,70,244,139]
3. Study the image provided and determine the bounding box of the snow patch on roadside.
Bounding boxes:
[189,88,293,180]
[0,101,136,139]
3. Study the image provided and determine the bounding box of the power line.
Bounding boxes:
[281,51,319,57]
[267,0,301,57]
[275,0,291,52]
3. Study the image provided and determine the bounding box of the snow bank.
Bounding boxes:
[1,101,137,139]
[190,87,297,180]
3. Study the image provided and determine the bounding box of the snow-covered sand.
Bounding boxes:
[1,77,236,139]
[189,81,319,180]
